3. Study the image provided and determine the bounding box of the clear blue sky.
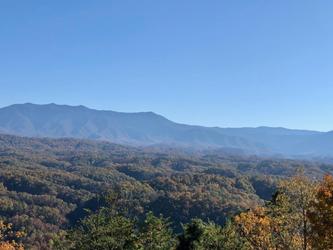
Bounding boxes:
[1,1,332,131]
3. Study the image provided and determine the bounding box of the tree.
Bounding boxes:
[275,173,316,250]
[234,173,316,250]
[138,212,176,250]
[177,218,241,250]
[217,219,247,250]
[0,220,24,250]
[67,208,137,250]
[309,174,333,249]
[235,207,274,250]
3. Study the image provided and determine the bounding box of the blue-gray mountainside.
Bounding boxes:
[0,103,332,158]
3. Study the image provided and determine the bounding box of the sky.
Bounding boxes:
[0,1,332,131]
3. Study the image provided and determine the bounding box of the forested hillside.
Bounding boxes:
[0,134,332,249]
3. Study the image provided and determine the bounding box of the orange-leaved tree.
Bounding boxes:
[235,206,274,250]
[235,172,316,250]
[309,174,333,249]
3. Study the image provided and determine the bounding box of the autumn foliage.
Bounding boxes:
[0,221,24,250]
[234,174,333,250]
[308,174,333,249]
[1,135,333,249]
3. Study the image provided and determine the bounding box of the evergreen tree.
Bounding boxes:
[67,208,137,250]
[138,212,176,250]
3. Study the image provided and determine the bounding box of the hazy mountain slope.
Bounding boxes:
[0,103,331,157]
[217,127,325,156]
[215,127,333,157]
[0,103,263,152]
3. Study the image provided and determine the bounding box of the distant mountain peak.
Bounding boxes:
[0,103,331,158]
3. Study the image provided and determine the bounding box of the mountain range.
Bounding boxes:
[0,103,332,158]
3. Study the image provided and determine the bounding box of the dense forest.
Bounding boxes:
[0,134,332,249]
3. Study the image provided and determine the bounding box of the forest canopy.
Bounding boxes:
[0,134,332,249]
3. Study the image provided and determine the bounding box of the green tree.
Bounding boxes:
[275,173,316,250]
[177,219,242,250]
[67,208,137,250]
[138,212,176,250]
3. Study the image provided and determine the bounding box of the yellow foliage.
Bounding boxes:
[308,174,333,249]
[235,207,275,250]
[235,173,317,250]
[0,221,24,250]
[0,242,23,250]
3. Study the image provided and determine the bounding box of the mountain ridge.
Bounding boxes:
[0,103,332,158]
